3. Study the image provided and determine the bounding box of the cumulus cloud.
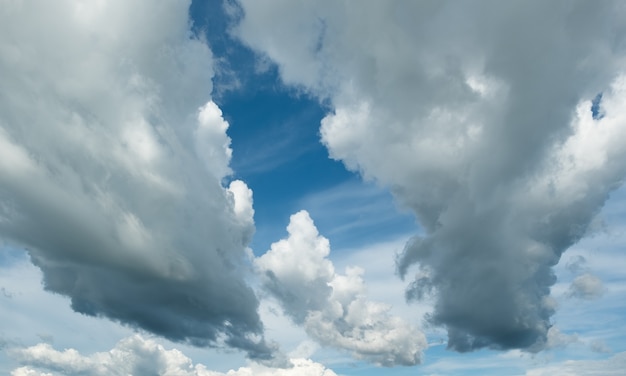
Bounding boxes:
[0,0,273,359]
[235,0,626,352]
[567,273,606,300]
[9,335,336,376]
[256,210,426,366]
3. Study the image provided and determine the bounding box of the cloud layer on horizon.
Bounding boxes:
[0,0,273,360]
[9,335,337,376]
[235,0,626,352]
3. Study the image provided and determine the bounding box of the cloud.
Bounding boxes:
[256,210,426,366]
[545,327,578,349]
[525,351,626,376]
[235,0,626,352]
[566,273,606,300]
[589,339,612,354]
[565,255,588,274]
[9,335,337,376]
[0,0,273,359]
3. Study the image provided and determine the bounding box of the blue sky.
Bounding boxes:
[189,0,419,255]
[1,1,626,375]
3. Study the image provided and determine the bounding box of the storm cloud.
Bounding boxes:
[0,0,273,359]
[235,0,626,352]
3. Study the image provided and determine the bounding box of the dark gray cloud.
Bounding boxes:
[235,0,626,352]
[0,0,273,360]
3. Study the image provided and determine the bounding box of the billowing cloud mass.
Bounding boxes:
[235,0,626,352]
[256,211,426,366]
[0,0,272,359]
[9,336,336,376]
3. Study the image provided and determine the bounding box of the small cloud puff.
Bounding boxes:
[567,273,607,300]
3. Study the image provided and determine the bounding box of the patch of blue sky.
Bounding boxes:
[591,93,604,120]
[188,0,411,255]
[0,242,29,268]
[326,347,530,376]
[328,345,622,376]
[223,83,364,254]
[297,178,419,251]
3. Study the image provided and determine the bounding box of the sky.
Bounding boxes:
[1,0,626,375]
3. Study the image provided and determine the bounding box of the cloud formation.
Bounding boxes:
[525,351,626,376]
[9,335,336,376]
[566,273,606,300]
[0,0,272,359]
[235,0,626,352]
[565,255,589,275]
[256,211,426,366]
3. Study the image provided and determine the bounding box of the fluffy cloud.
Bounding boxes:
[235,0,626,352]
[256,211,426,366]
[567,273,606,300]
[9,335,336,376]
[0,0,272,359]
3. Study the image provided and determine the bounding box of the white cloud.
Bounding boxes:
[223,358,338,376]
[256,210,426,366]
[235,0,626,352]
[196,101,234,181]
[12,368,52,376]
[0,0,273,359]
[9,336,337,376]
